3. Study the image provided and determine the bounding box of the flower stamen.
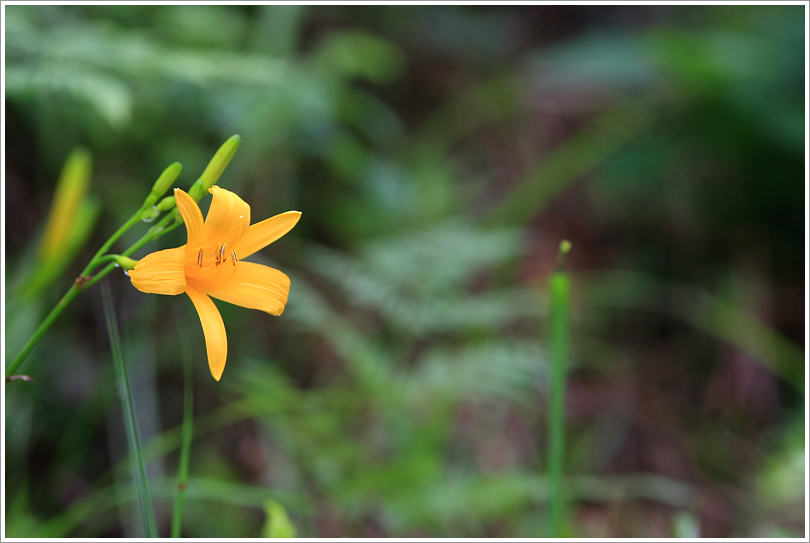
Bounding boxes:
[214,243,225,267]
[197,249,203,267]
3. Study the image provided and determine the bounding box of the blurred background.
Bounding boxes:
[4,4,806,538]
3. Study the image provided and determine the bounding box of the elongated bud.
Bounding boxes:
[112,255,138,270]
[156,195,176,211]
[188,135,241,201]
[39,147,92,260]
[187,180,205,202]
[144,162,182,207]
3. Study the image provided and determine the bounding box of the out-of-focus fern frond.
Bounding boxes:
[407,341,548,404]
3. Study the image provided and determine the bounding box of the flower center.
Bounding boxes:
[194,242,237,277]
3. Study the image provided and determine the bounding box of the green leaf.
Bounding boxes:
[262,500,296,538]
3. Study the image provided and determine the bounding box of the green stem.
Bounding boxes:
[124,212,181,257]
[82,263,118,292]
[5,285,80,378]
[6,210,181,378]
[89,254,131,269]
[547,253,571,537]
[80,208,145,277]
[171,316,194,537]
[83,217,181,293]
[101,282,158,538]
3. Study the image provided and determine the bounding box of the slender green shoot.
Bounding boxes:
[548,240,571,537]
[171,315,194,537]
[101,282,158,538]
[6,284,83,378]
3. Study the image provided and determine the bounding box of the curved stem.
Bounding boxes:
[83,214,181,292]
[124,213,180,257]
[6,209,183,378]
[82,263,117,292]
[89,254,126,269]
[81,208,145,276]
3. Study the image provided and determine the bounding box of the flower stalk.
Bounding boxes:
[5,204,169,379]
[6,136,242,379]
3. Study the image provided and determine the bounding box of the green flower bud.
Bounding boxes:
[187,179,205,202]
[192,135,241,197]
[144,162,182,207]
[155,195,176,211]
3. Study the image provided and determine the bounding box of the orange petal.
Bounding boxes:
[235,211,301,259]
[186,285,228,381]
[128,246,187,295]
[188,261,290,316]
[201,186,250,250]
[175,188,204,245]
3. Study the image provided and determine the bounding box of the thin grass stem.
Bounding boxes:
[101,282,158,538]
[547,241,571,537]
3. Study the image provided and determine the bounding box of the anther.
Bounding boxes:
[231,251,237,266]
[219,243,227,260]
[197,249,203,267]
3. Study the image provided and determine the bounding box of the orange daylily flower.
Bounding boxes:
[129,186,301,381]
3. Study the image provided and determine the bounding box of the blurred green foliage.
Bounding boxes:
[263,500,296,538]
[5,4,805,538]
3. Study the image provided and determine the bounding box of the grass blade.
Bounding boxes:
[101,282,158,537]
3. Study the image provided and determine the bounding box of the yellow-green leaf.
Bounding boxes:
[262,500,296,538]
